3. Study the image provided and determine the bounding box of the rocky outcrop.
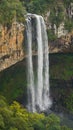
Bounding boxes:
[0,22,25,71]
[44,5,73,53]
[49,31,73,53]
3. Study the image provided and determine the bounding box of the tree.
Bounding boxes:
[64,20,73,32]
[50,4,65,28]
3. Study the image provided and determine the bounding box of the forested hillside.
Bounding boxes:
[1,0,73,41]
[0,95,72,130]
[0,0,73,31]
[0,0,26,26]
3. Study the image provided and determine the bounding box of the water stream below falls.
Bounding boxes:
[26,14,52,112]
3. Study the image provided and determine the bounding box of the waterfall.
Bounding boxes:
[26,17,36,112]
[35,15,44,110]
[26,14,52,112]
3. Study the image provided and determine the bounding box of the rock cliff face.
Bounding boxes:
[49,31,73,53]
[0,22,25,71]
[0,18,73,71]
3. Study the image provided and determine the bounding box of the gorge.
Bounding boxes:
[0,0,73,129]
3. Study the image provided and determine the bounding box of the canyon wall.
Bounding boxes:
[0,17,73,71]
[0,22,25,71]
[0,21,73,71]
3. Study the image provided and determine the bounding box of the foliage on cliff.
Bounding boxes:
[1,0,73,33]
[0,0,26,26]
[21,0,73,33]
[0,95,72,130]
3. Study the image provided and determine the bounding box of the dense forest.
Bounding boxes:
[0,95,72,130]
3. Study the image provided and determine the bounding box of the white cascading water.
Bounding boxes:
[41,16,51,109]
[26,14,52,112]
[26,17,36,112]
[35,15,44,110]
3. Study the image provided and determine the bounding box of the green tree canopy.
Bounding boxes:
[0,0,26,26]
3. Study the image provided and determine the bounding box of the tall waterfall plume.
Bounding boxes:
[26,14,52,112]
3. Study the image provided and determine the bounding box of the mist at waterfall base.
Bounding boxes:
[26,14,52,113]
